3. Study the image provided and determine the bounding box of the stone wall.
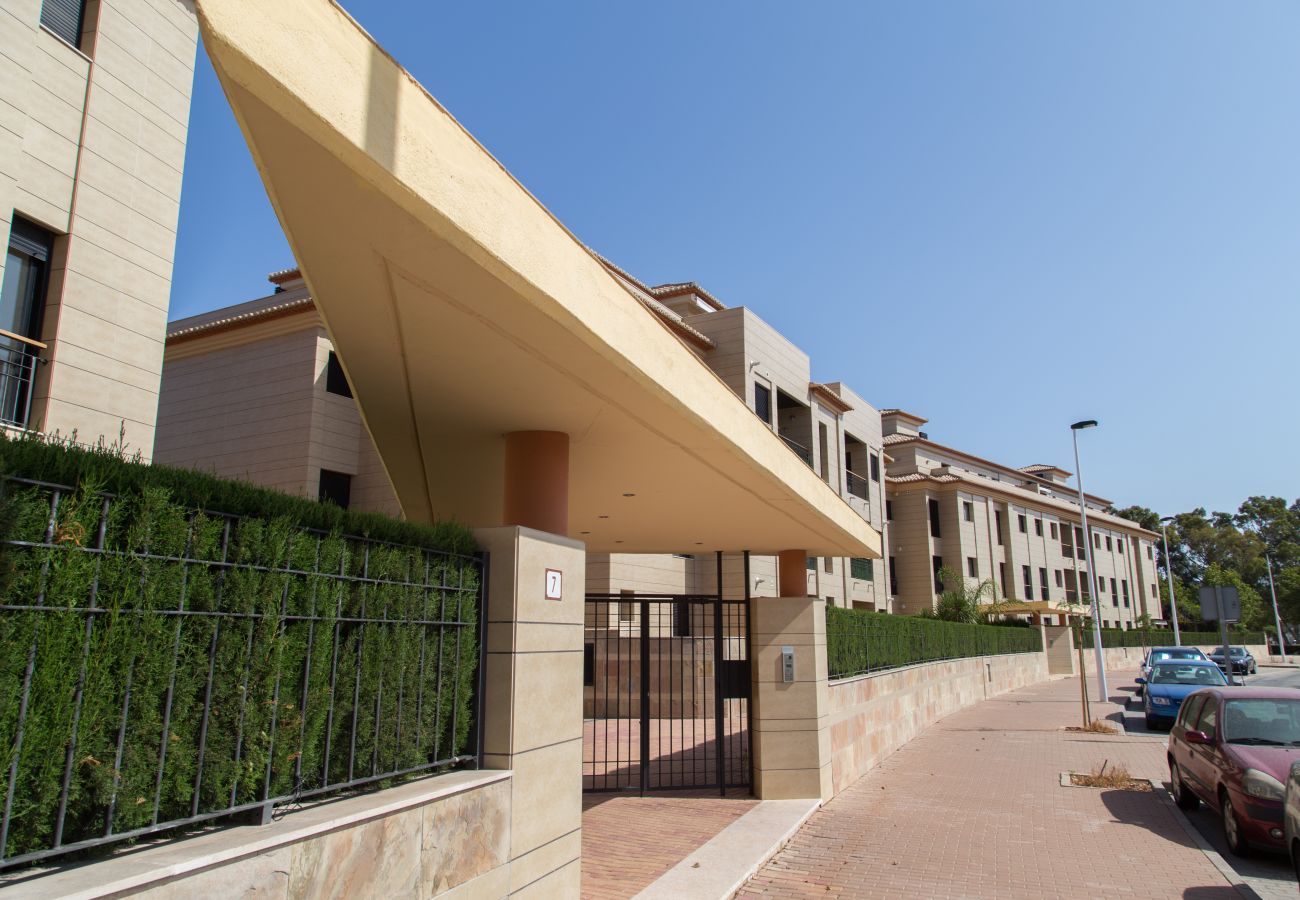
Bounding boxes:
[826,652,1048,797]
[1080,644,1270,677]
[7,771,511,900]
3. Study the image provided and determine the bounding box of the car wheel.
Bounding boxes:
[1221,790,1249,857]
[1171,763,1199,811]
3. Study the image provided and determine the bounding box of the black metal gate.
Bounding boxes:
[583,593,751,795]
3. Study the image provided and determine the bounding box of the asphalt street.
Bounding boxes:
[1119,664,1300,900]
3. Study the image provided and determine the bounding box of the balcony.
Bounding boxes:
[0,331,46,430]
[779,433,813,467]
[846,469,870,501]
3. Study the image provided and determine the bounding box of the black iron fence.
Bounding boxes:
[0,477,484,870]
[828,607,1042,679]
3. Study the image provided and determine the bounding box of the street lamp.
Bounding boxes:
[1159,516,1181,647]
[1072,420,1108,704]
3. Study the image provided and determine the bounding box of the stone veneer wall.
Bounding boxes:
[826,652,1049,797]
[6,771,510,900]
[1080,644,1270,676]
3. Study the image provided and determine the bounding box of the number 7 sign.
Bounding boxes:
[545,569,563,601]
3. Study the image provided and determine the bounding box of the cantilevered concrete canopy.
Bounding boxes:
[196,0,880,558]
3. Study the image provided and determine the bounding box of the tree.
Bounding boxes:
[1202,563,1267,631]
[928,566,996,624]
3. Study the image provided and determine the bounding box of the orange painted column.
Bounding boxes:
[778,549,809,598]
[502,431,569,535]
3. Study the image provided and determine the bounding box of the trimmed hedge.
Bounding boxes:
[0,433,480,862]
[1079,628,1267,650]
[827,607,1042,680]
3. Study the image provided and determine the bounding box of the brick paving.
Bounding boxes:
[581,790,757,900]
[739,674,1241,900]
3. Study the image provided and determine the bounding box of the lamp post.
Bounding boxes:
[1267,556,1287,663]
[1072,420,1108,703]
[1159,516,1181,647]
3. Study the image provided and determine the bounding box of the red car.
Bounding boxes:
[1167,687,1300,856]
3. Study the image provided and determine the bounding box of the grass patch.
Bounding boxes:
[1069,761,1151,791]
[1065,719,1118,734]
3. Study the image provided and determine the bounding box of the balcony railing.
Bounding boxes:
[0,329,46,430]
[779,433,813,467]
[846,469,870,502]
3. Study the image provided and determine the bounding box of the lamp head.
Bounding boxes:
[1159,516,1174,524]
[1070,420,1098,431]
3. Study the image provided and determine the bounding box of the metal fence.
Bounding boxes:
[0,477,485,870]
[827,608,1043,680]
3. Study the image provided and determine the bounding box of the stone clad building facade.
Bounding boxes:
[1,0,198,452]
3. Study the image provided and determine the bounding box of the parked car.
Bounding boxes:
[1138,660,1231,729]
[1168,687,1300,856]
[1137,646,1209,696]
[1284,760,1300,882]
[1208,646,1258,676]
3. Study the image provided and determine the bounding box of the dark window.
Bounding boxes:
[1121,580,1129,607]
[999,562,1007,597]
[1111,580,1119,607]
[886,500,893,521]
[1055,569,1063,588]
[995,511,1004,545]
[929,498,941,538]
[963,501,974,522]
[1094,533,1101,549]
[1098,576,1106,592]
[754,383,771,424]
[583,644,594,686]
[1,218,54,428]
[325,350,353,397]
[673,601,692,637]
[1017,514,1027,533]
[823,555,833,574]
[1194,698,1218,740]
[1147,545,1153,560]
[806,556,816,571]
[1179,696,1205,730]
[318,469,352,508]
[1039,567,1049,601]
[889,556,898,595]
[1050,522,1058,540]
[932,556,944,594]
[869,453,880,482]
[1117,538,1124,555]
[40,0,86,48]
[1105,536,1112,552]
[1034,518,1042,537]
[1022,565,1033,600]
[851,557,873,581]
[966,557,977,578]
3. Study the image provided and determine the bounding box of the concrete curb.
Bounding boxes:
[1150,779,1263,900]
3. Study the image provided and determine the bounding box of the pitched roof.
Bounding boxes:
[879,408,928,424]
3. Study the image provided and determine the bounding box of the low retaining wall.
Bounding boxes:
[5,771,511,900]
[826,652,1049,797]
[1081,644,1270,676]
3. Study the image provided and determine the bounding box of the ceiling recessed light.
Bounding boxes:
[598,515,610,519]
[615,540,624,544]
[580,531,590,535]
[622,493,636,498]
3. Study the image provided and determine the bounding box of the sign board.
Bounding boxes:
[545,568,563,601]
[1199,585,1240,622]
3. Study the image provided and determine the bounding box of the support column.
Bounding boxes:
[750,593,832,801]
[476,525,585,897]
[503,431,569,535]
[777,549,808,599]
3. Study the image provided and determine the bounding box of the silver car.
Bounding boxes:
[1138,646,1209,696]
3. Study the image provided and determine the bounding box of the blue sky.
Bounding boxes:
[170,2,1300,519]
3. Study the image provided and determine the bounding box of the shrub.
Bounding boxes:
[827,607,1042,679]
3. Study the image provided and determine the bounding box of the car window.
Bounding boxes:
[1151,664,1227,685]
[1229,648,1246,657]
[1180,696,1205,729]
[1223,699,1300,746]
[1194,697,1219,739]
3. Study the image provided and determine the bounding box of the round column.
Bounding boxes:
[502,431,569,535]
[778,549,809,598]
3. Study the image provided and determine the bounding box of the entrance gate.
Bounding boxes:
[583,593,751,795]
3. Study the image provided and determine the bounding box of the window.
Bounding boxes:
[1017,514,1027,533]
[851,557,873,581]
[929,498,941,538]
[870,453,880,482]
[1121,580,1130,607]
[818,422,830,484]
[932,556,944,594]
[318,469,352,508]
[1094,533,1101,549]
[1194,697,1218,740]
[1022,565,1033,600]
[673,601,692,637]
[1,218,54,429]
[1050,522,1058,540]
[1178,696,1205,730]
[1097,576,1106,592]
[1039,567,1049,601]
[966,557,978,578]
[40,0,87,48]
[995,511,1004,545]
[1034,518,1043,537]
[1147,545,1153,560]
[1152,583,1158,599]
[754,382,772,424]
[1111,580,1119,607]
[807,556,817,571]
[1117,538,1124,555]
[1054,569,1063,588]
[583,643,594,686]
[823,555,833,574]
[963,501,974,522]
[889,556,898,595]
[886,500,893,521]
[998,562,1007,597]
[325,350,353,397]
[1105,536,1112,552]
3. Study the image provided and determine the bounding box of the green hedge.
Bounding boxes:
[1079,628,1267,650]
[827,607,1042,679]
[0,433,480,862]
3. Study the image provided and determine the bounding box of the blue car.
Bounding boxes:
[1138,659,1230,729]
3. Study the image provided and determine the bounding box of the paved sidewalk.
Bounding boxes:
[738,674,1243,900]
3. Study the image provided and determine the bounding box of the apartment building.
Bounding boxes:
[1,0,198,452]
[155,269,399,515]
[881,410,1163,628]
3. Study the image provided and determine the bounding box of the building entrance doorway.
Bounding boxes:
[582,593,751,795]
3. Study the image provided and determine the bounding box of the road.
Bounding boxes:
[1120,664,1300,900]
